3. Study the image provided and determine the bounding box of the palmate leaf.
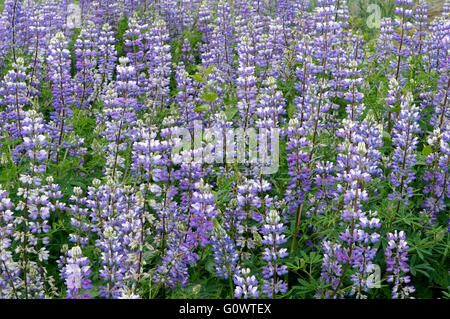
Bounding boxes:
[224,107,238,121]
[422,145,432,157]
[202,91,218,103]
[191,74,204,83]
[194,104,209,112]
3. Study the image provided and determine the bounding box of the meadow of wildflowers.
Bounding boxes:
[0,0,448,300]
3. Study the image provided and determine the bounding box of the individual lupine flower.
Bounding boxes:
[186,180,217,248]
[316,240,342,298]
[0,8,10,69]
[312,0,341,41]
[180,175,217,247]
[425,14,450,72]
[174,63,202,127]
[46,31,74,164]
[211,220,239,280]
[129,121,167,179]
[284,118,310,220]
[174,0,197,28]
[93,23,117,102]
[318,211,380,299]
[413,0,429,57]
[385,77,403,132]
[181,37,195,64]
[144,18,172,112]
[251,78,284,180]
[152,168,199,290]
[235,177,264,260]
[233,267,259,299]
[15,109,49,170]
[254,17,283,79]
[74,22,99,109]
[153,238,198,290]
[37,1,63,45]
[341,60,365,121]
[348,211,381,299]
[385,231,415,299]
[111,186,147,296]
[197,0,213,38]
[333,123,372,212]
[304,0,341,151]
[260,210,288,298]
[91,0,120,28]
[101,57,139,182]
[255,77,286,130]
[124,16,148,96]
[200,0,234,90]
[0,186,21,299]
[391,0,415,82]
[290,1,314,45]
[78,0,91,21]
[4,0,27,63]
[14,135,64,299]
[60,246,92,299]
[293,35,314,118]
[277,7,296,54]
[243,13,267,71]
[236,34,258,130]
[68,187,91,247]
[430,59,449,130]
[444,0,450,18]
[320,193,367,297]
[335,0,350,27]
[375,18,396,65]
[0,57,28,145]
[96,222,127,299]
[359,113,385,183]
[311,161,336,216]
[327,42,350,102]
[86,182,142,299]
[388,92,420,213]
[151,145,204,291]
[316,113,381,299]
[142,124,190,286]
[156,0,179,37]
[420,129,450,227]
[326,7,358,105]
[57,0,77,37]
[26,3,49,99]
[419,61,450,226]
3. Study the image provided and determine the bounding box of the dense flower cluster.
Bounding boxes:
[0,0,448,300]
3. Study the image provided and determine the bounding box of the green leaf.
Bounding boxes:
[223,96,234,106]
[253,230,262,246]
[205,258,216,275]
[224,107,238,121]
[415,154,427,166]
[205,65,215,76]
[382,131,391,141]
[287,102,296,118]
[192,74,204,83]
[202,91,218,103]
[194,104,209,112]
[143,249,157,262]
[213,218,223,233]
[422,145,432,156]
